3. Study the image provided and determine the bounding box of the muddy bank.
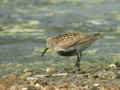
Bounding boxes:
[0,62,120,90]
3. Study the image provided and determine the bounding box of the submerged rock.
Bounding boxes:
[95,70,117,79]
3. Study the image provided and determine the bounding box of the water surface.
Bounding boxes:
[0,0,120,73]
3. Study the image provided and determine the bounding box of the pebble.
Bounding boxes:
[26,77,38,81]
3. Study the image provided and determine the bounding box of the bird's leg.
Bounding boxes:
[74,51,82,71]
[41,48,48,56]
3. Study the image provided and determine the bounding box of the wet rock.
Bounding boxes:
[44,85,56,90]
[97,85,119,90]
[115,62,120,69]
[27,86,36,90]
[26,77,38,81]
[93,83,100,87]
[95,71,117,79]
[24,68,30,73]
[21,88,28,90]
[91,87,98,90]
[9,72,17,82]
[108,64,117,70]
[58,83,69,90]
[0,84,7,90]
[26,77,38,86]
[115,71,120,78]
[35,83,44,90]
[24,72,33,78]
[103,71,117,79]
[20,71,33,80]
[46,67,56,74]
[9,85,19,90]
[79,85,89,90]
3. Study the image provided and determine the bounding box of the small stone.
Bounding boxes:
[93,83,100,87]
[96,71,117,79]
[9,72,17,82]
[46,67,55,73]
[108,64,117,69]
[58,83,69,89]
[26,77,38,85]
[21,88,28,90]
[44,86,56,90]
[24,68,29,73]
[26,77,38,81]
[10,85,19,90]
[35,83,43,89]
[0,84,7,90]
[35,83,40,87]
[27,86,36,90]
[23,72,33,79]
[30,80,38,86]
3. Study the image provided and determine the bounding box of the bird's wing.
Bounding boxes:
[56,34,89,49]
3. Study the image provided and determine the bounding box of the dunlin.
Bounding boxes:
[41,32,101,71]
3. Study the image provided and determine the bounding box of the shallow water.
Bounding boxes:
[0,0,120,73]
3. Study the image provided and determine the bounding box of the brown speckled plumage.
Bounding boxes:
[41,32,101,71]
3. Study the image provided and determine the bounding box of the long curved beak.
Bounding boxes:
[41,48,49,56]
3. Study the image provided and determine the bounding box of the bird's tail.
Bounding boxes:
[78,33,102,45]
[87,33,102,42]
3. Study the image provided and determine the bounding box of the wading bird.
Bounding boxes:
[41,32,101,71]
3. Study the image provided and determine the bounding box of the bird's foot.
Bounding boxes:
[72,65,81,73]
[72,66,86,74]
[74,63,80,69]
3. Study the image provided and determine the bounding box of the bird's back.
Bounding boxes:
[46,32,101,51]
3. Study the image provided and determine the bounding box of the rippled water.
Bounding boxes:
[0,0,120,70]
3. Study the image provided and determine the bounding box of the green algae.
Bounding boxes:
[103,36,116,39]
[0,57,119,76]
